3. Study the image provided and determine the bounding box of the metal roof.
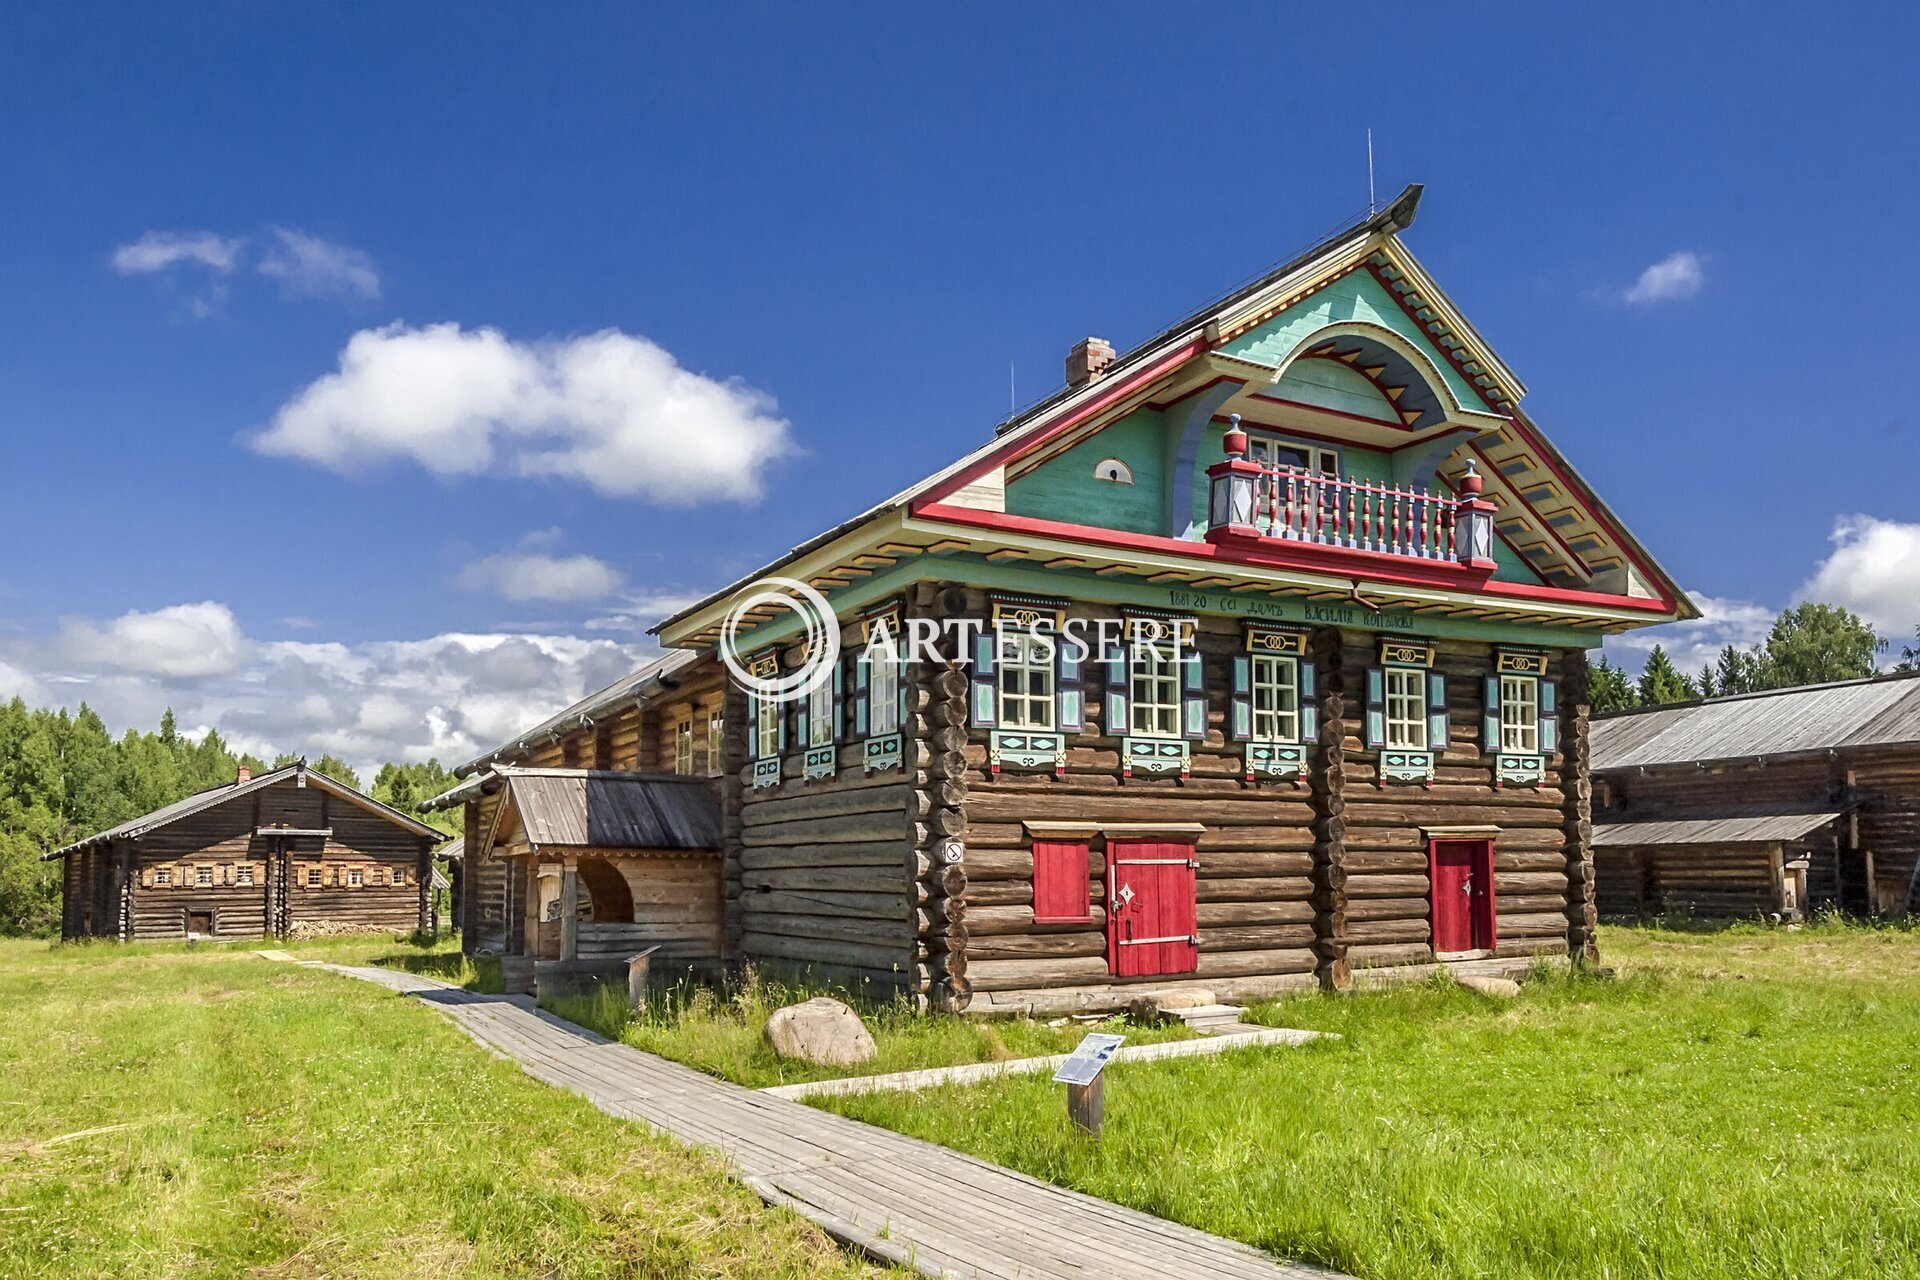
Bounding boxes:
[436,836,464,861]
[1593,808,1846,848]
[45,762,444,859]
[492,768,721,852]
[452,648,701,778]
[1592,671,1920,771]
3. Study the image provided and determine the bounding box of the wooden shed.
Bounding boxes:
[1591,672,1920,919]
[48,761,443,942]
[440,766,724,995]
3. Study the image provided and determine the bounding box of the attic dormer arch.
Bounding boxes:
[1163,319,1506,538]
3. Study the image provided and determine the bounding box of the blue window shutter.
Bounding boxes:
[1540,679,1559,755]
[1300,658,1316,701]
[853,656,870,737]
[1427,672,1449,751]
[1057,641,1085,732]
[1301,701,1319,744]
[788,690,802,753]
[832,659,846,742]
[745,691,760,759]
[1364,666,1386,749]
[970,631,998,728]
[900,659,915,733]
[1539,678,1557,717]
[1103,639,1128,735]
[1181,649,1206,741]
[1230,654,1251,740]
[1483,674,1502,752]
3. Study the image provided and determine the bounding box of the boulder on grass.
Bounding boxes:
[764,997,877,1066]
[1455,975,1522,999]
[1127,988,1217,1023]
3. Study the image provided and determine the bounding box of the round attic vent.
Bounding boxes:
[1094,457,1133,485]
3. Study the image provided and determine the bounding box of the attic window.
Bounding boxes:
[1094,457,1134,485]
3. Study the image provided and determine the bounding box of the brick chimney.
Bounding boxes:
[1065,337,1116,389]
[236,765,251,786]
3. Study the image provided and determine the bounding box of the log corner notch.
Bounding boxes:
[720,678,750,964]
[1560,649,1599,964]
[1308,626,1352,991]
[913,581,972,1013]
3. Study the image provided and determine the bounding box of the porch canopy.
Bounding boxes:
[1593,807,1847,848]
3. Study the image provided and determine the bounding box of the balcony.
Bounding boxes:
[1205,419,1495,569]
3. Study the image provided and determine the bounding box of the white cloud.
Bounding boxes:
[248,323,794,503]
[112,230,245,276]
[58,602,250,679]
[1603,591,1774,677]
[4,604,654,780]
[458,534,626,603]
[1798,515,1920,643]
[1623,250,1705,304]
[257,227,380,301]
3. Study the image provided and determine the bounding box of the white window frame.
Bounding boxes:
[1250,653,1300,742]
[1129,640,1182,738]
[869,655,901,735]
[1500,674,1540,754]
[236,865,254,887]
[347,867,363,887]
[1384,666,1427,749]
[807,678,835,748]
[1247,433,1339,477]
[675,719,694,775]
[755,696,780,760]
[195,865,212,887]
[997,630,1056,731]
[391,866,405,886]
[706,706,725,776]
[154,866,172,886]
[307,867,322,887]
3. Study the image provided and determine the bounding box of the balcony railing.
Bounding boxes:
[1205,417,1495,568]
[1246,468,1461,560]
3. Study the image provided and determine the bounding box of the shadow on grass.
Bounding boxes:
[1602,908,1917,938]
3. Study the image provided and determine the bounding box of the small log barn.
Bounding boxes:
[431,186,1695,1012]
[1591,672,1920,920]
[48,761,443,942]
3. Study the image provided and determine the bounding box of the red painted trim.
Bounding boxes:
[1498,411,1681,611]
[1364,260,1504,413]
[912,502,1680,616]
[916,337,1211,510]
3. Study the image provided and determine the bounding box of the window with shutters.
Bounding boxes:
[806,677,835,747]
[1384,667,1427,749]
[237,865,254,886]
[998,631,1056,731]
[154,866,172,886]
[1499,675,1539,753]
[195,865,213,887]
[348,867,363,887]
[675,720,694,774]
[755,696,780,759]
[1130,642,1182,737]
[706,706,725,775]
[1031,839,1093,923]
[393,866,406,886]
[1250,654,1300,743]
[307,867,322,887]
[869,654,901,735]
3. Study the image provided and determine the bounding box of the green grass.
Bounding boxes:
[821,922,1920,1280]
[0,935,886,1279]
[542,968,1196,1090]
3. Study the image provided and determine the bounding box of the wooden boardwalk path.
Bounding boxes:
[311,962,1343,1280]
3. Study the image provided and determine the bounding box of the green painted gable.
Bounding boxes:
[1219,268,1482,411]
[1005,407,1167,534]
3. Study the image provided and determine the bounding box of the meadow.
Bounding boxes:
[822,921,1920,1280]
[0,935,885,1279]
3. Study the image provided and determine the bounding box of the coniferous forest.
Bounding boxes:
[0,698,459,936]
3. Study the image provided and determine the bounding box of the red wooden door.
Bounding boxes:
[1429,838,1496,954]
[1106,840,1198,977]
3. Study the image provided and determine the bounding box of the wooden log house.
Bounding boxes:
[1591,672,1920,920]
[48,761,442,942]
[437,186,1695,1010]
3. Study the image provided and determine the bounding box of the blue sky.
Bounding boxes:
[2,4,1916,771]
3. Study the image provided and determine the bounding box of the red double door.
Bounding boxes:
[1429,838,1497,954]
[1106,840,1199,978]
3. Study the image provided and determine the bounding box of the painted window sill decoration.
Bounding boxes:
[802,745,837,783]
[1378,748,1437,787]
[1493,752,1546,787]
[1122,736,1191,780]
[751,757,782,789]
[1242,741,1307,782]
[862,731,904,774]
[989,729,1066,777]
